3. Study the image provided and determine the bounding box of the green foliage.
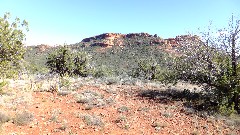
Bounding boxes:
[219,102,238,116]
[87,44,168,79]
[46,46,73,77]
[93,65,114,78]
[132,58,162,80]
[0,12,28,78]
[25,62,49,74]
[24,46,55,74]
[59,76,71,88]
[46,46,91,77]
[72,51,90,77]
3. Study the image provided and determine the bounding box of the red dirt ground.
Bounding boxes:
[1,85,239,135]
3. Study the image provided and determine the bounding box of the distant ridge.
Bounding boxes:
[28,33,201,53]
[79,32,200,48]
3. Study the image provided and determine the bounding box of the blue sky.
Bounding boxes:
[0,0,240,45]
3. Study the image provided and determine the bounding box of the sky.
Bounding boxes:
[0,0,240,46]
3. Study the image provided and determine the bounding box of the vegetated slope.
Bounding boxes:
[23,32,199,76]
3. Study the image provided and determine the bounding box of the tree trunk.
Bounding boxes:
[231,36,237,77]
[231,35,239,112]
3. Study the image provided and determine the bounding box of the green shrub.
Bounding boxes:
[46,46,91,77]
[46,46,74,77]
[93,65,114,78]
[132,58,164,80]
[219,102,237,116]
[72,51,90,77]
[0,12,28,78]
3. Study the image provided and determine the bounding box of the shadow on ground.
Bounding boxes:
[137,88,218,115]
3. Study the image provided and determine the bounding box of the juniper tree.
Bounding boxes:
[46,46,91,77]
[0,12,28,78]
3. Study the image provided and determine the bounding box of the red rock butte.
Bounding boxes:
[81,33,201,48]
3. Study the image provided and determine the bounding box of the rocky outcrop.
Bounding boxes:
[81,33,163,47]
[82,33,124,42]
[125,33,152,38]
[82,33,153,43]
[35,44,52,52]
[164,35,201,48]
[80,33,201,49]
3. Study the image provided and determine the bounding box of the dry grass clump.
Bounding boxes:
[75,90,113,109]
[117,106,130,113]
[152,121,168,131]
[115,115,130,130]
[0,111,11,124]
[81,114,104,126]
[13,111,34,126]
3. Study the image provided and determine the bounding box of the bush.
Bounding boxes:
[92,65,114,78]
[0,12,28,78]
[46,46,91,77]
[132,57,164,80]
